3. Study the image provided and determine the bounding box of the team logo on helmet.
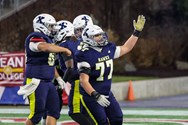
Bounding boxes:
[81,16,89,26]
[58,22,68,30]
[36,16,45,25]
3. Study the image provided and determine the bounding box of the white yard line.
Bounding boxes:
[122,110,188,116]
[124,118,188,125]
[0,108,188,116]
[1,109,188,125]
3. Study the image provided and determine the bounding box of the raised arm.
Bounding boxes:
[119,15,146,57]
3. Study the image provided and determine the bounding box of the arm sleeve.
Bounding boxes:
[29,37,45,52]
[29,42,43,52]
[77,61,91,75]
[114,46,121,59]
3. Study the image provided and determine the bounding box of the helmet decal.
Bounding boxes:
[36,16,45,25]
[82,16,89,26]
[59,22,67,30]
[83,28,89,38]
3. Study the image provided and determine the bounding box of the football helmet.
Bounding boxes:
[33,13,56,36]
[82,25,108,47]
[73,14,93,38]
[54,20,74,42]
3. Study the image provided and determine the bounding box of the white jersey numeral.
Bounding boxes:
[48,53,55,66]
[96,59,113,81]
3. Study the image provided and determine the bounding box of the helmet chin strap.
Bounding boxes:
[90,46,103,52]
[95,38,108,47]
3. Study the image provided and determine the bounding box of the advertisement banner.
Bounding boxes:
[0,52,25,86]
[0,52,26,104]
[0,52,68,105]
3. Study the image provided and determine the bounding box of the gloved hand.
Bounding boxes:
[91,91,110,107]
[17,78,40,99]
[64,82,71,96]
[133,15,146,32]
[56,76,65,89]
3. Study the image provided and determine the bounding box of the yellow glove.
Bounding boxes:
[133,15,146,32]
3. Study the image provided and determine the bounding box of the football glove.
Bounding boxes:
[56,76,65,89]
[64,82,71,96]
[17,78,40,99]
[133,15,146,32]
[91,91,110,107]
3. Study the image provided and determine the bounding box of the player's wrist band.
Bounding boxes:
[91,91,100,100]
[132,30,140,37]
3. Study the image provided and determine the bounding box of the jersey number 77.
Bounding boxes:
[96,59,113,81]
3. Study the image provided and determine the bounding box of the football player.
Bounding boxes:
[41,14,94,125]
[76,15,146,125]
[21,13,71,125]
[67,14,96,125]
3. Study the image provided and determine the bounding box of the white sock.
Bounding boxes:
[41,118,46,125]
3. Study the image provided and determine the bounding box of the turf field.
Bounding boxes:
[112,76,157,83]
[0,106,187,125]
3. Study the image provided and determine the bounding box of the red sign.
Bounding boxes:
[0,52,25,86]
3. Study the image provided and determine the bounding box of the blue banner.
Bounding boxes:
[0,86,28,105]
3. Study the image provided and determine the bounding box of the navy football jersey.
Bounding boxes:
[58,39,81,79]
[25,32,55,81]
[76,42,119,96]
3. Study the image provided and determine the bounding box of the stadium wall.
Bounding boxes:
[111,76,188,101]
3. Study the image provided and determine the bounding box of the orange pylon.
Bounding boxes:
[127,80,135,101]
